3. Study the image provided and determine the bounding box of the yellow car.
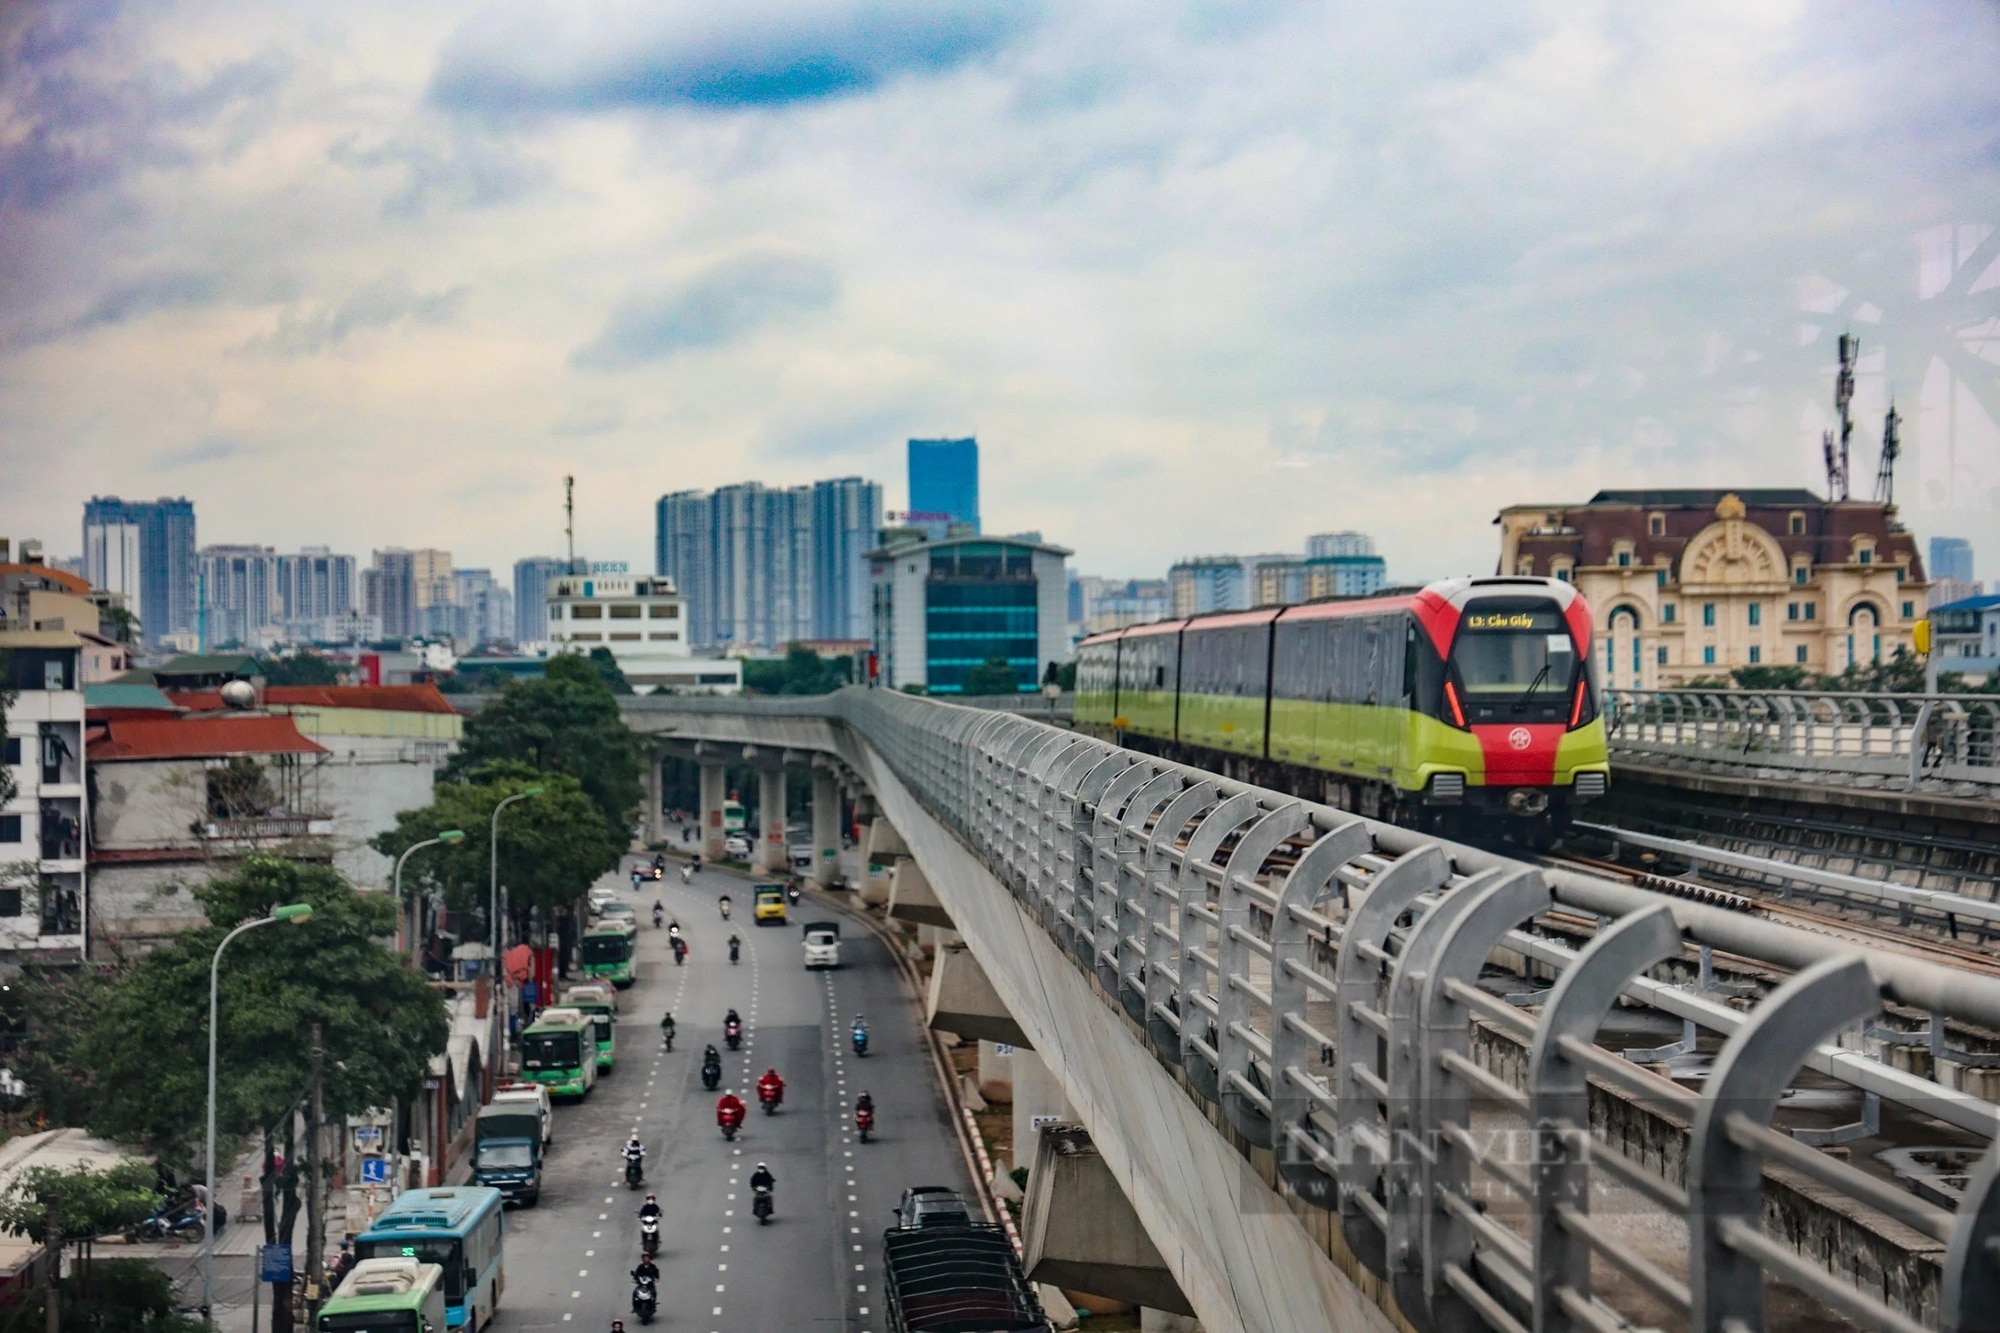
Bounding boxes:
[753,883,789,925]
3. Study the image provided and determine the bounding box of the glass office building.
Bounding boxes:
[906,438,980,538]
[870,531,1069,694]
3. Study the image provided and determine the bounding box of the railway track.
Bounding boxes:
[1546,849,2000,981]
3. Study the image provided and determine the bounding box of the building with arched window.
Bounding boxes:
[1495,489,1928,686]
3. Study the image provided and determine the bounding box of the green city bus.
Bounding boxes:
[581,921,637,988]
[318,1257,446,1333]
[558,983,617,1072]
[722,798,747,833]
[519,1008,597,1099]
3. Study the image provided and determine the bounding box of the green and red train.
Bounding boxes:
[1073,577,1610,844]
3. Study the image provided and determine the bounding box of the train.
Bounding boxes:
[1073,577,1610,846]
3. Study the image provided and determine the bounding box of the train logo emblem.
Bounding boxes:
[1507,727,1532,751]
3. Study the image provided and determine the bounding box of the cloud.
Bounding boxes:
[429,0,1036,116]
[75,270,224,329]
[156,436,244,468]
[328,132,549,220]
[571,254,838,370]
[249,274,468,356]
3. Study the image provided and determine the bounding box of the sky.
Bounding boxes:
[3,0,1999,585]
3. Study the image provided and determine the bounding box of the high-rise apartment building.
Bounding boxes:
[197,544,281,647]
[368,549,417,640]
[452,568,513,647]
[907,438,979,537]
[1931,537,1975,584]
[82,496,196,644]
[656,477,882,650]
[513,556,566,645]
[1305,531,1377,560]
[275,548,357,639]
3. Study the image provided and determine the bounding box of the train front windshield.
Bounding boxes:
[1451,606,1578,703]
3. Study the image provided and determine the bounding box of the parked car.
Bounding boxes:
[587,886,619,914]
[724,834,752,860]
[598,900,637,924]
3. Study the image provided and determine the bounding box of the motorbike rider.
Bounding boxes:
[757,1067,785,1105]
[856,1090,874,1117]
[328,1239,356,1287]
[652,853,666,871]
[621,1136,647,1168]
[749,1162,776,1193]
[631,1255,660,1284]
[725,1007,741,1029]
[701,1042,721,1068]
[652,901,665,927]
[659,1011,676,1049]
[728,932,741,964]
[638,1192,662,1224]
[680,864,693,884]
[719,893,732,919]
[716,1092,747,1132]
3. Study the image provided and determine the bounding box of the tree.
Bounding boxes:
[58,856,448,1167]
[1729,664,1814,691]
[962,656,1022,696]
[0,1160,161,1323]
[372,767,624,927]
[260,653,342,687]
[1044,660,1075,691]
[98,603,140,646]
[742,643,848,696]
[585,647,633,694]
[442,654,642,830]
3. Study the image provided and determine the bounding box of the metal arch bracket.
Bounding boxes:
[1171,791,1264,1098]
[1414,868,1554,1333]
[1688,955,1880,1333]
[1335,844,1451,1279]
[1089,762,1164,971]
[1217,802,1310,1144]
[1942,1142,2000,1333]
[1047,742,1113,931]
[1144,781,1223,1057]
[1110,771,1184,1005]
[1067,752,1139,952]
[1382,864,1519,1332]
[1526,905,1683,1333]
[1270,819,1375,1208]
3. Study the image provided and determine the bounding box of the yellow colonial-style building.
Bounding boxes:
[1495,489,1929,689]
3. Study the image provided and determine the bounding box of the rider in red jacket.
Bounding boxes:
[756,1068,785,1106]
[717,1092,746,1130]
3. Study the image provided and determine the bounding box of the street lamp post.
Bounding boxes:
[393,830,465,964]
[490,788,543,1065]
[205,903,314,1324]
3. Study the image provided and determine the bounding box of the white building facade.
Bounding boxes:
[545,573,742,693]
[0,631,87,962]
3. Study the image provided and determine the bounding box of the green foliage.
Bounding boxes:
[1728,664,1814,691]
[961,656,1023,696]
[99,603,141,646]
[585,647,633,694]
[742,644,850,696]
[0,1160,158,1245]
[51,856,449,1165]
[372,768,623,920]
[15,1259,202,1333]
[7,962,113,1129]
[1044,660,1075,691]
[442,655,641,829]
[258,653,342,687]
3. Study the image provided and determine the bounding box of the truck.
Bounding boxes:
[881,1222,1045,1333]
[472,1100,544,1205]
[491,1081,554,1147]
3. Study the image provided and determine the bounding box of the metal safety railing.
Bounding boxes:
[1604,688,2000,793]
[775,688,2000,1333]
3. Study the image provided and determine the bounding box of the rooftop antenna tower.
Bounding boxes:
[1821,332,1857,501]
[1874,399,1902,507]
[564,475,577,574]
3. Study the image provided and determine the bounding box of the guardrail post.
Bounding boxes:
[1145,783,1220,1059]
[1418,867,1553,1333]
[1687,955,1880,1333]
[1335,844,1450,1278]
[1525,905,1682,1333]
[1091,763,1159,972]
[1069,753,1137,960]
[1174,793,1262,1100]
[1113,773,1183,1011]
[1270,819,1371,1208]
[1943,1143,2000,1333]
[1218,804,1308,1144]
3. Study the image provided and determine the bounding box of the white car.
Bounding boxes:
[802,921,841,969]
[724,834,752,860]
[587,886,619,913]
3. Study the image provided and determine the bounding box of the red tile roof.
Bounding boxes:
[88,715,330,761]
[0,563,92,595]
[163,684,458,715]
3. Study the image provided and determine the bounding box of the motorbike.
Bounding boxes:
[632,1274,659,1324]
[752,1184,773,1225]
[785,883,801,906]
[129,1194,213,1243]
[701,1059,722,1091]
[758,1082,783,1116]
[672,938,687,966]
[652,907,664,929]
[855,1105,873,1143]
[725,1020,742,1051]
[661,1027,675,1052]
[852,1026,869,1058]
[680,866,692,885]
[719,899,732,920]
[640,1216,660,1256]
[728,940,740,964]
[719,1108,744,1141]
[625,1156,645,1189]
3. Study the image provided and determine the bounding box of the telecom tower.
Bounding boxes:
[1821,332,1857,501]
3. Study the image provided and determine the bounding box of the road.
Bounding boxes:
[496,855,975,1333]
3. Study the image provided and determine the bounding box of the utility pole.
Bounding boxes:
[44,1194,60,1333]
[565,475,578,575]
[305,1024,326,1320]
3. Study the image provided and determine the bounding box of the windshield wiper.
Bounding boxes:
[1512,663,1552,713]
